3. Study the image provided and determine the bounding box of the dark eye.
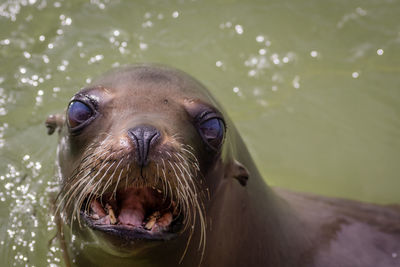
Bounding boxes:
[67,101,94,129]
[199,118,225,150]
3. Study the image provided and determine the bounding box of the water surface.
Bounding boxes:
[0,0,399,266]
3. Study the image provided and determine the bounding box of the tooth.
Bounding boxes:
[90,199,107,218]
[144,211,160,230]
[157,212,173,228]
[105,203,117,225]
[144,217,156,230]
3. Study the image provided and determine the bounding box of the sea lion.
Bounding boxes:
[46,64,400,267]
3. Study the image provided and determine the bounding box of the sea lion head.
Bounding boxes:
[46,64,249,263]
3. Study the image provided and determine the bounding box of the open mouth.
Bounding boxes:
[80,186,184,241]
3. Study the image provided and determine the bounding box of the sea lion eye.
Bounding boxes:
[199,118,225,150]
[67,101,94,129]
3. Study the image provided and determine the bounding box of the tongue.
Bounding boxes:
[117,187,163,226]
[118,191,146,226]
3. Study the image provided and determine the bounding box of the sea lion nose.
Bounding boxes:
[128,125,161,167]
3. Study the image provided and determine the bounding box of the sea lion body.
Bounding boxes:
[47,64,400,267]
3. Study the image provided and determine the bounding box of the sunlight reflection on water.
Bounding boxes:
[0,0,399,265]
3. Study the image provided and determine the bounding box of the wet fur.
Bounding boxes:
[47,64,400,267]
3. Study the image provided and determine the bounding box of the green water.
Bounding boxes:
[0,0,399,266]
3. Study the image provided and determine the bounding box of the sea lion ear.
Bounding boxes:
[45,114,64,135]
[231,160,249,186]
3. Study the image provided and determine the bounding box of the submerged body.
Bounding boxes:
[46,64,400,266]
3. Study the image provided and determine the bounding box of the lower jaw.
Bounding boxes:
[83,215,180,241]
[68,213,183,260]
[79,210,183,243]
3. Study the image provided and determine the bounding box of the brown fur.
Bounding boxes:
[48,64,400,267]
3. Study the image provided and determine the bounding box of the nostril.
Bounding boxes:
[128,125,161,167]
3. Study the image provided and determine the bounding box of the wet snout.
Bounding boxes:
[128,125,161,167]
